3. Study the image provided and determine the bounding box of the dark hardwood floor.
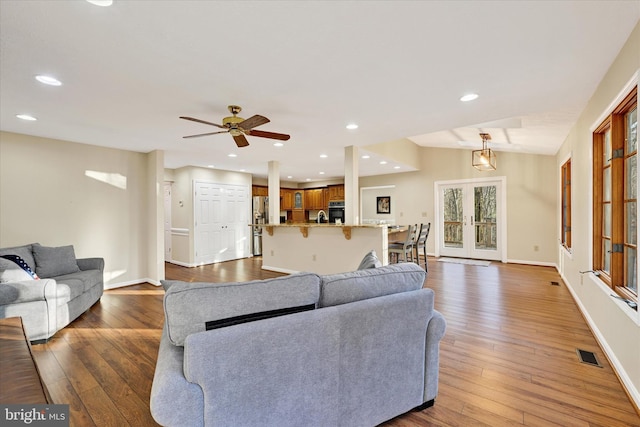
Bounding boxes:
[29,257,640,426]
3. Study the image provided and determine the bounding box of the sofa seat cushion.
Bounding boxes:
[319,262,426,307]
[53,270,102,300]
[162,272,321,346]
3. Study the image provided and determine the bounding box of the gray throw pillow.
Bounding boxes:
[33,245,80,278]
[357,249,382,270]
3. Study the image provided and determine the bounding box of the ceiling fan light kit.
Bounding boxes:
[180,105,290,148]
[472,132,496,171]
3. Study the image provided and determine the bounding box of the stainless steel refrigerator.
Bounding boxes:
[252,196,268,255]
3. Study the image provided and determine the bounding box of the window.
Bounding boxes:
[593,87,637,302]
[561,158,571,250]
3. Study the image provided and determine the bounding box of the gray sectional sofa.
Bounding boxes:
[151,263,446,427]
[0,243,104,342]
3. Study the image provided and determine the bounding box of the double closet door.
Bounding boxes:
[436,178,505,262]
[194,181,250,265]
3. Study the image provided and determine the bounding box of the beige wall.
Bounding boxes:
[556,22,640,406]
[360,147,558,264]
[0,131,164,287]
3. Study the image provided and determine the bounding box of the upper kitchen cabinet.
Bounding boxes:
[328,185,344,201]
[304,189,325,210]
[252,185,269,197]
[281,189,294,210]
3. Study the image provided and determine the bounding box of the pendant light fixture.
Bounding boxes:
[472,132,496,171]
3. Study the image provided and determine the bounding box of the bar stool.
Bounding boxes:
[389,224,417,263]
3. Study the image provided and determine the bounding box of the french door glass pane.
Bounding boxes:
[603,167,611,202]
[626,155,637,199]
[603,239,611,274]
[443,188,463,248]
[604,129,612,165]
[626,247,637,293]
[474,186,497,250]
[603,203,611,237]
[627,201,637,245]
[627,107,637,153]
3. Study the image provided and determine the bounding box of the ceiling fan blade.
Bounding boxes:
[180,116,226,129]
[247,129,291,141]
[183,130,229,139]
[238,115,270,130]
[233,134,250,147]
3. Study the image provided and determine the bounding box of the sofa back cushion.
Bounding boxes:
[319,262,426,307]
[0,244,38,276]
[162,272,321,346]
[32,245,80,278]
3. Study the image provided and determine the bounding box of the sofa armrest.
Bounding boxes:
[0,279,58,305]
[424,309,446,402]
[76,258,104,272]
[150,325,204,427]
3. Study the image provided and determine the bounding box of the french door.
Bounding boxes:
[436,178,505,261]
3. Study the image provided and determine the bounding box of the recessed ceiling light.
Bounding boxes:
[361,155,370,159]
[320,154,328,158]
[287,175,293,179]
[394,166,401,169]
[346,123,358,130]
[16,114,37,121]
[228,153,237,158]
[207,165,215,168]
[239,169,246,172]
[460,93,479,102]
[35,75,62,86]
[319,172,325,175]
[379,161,387,165]
[273,142,284,147]
[306,178,311,182]
[86,0,113,6]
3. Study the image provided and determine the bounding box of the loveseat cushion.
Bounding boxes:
[319,262,426,307]
[33,245,80,278]
[162,272,321,346]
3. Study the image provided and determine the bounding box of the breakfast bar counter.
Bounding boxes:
[253,223,392,275]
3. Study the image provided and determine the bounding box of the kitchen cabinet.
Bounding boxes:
[328,185,344,201]
[280,189,294,210]
[252,186,268,197]
[304,189,325,210]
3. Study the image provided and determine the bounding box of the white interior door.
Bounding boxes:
[194,181,250,265]
[437,178,505,261]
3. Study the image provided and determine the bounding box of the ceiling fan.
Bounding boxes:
[180,105,290,148]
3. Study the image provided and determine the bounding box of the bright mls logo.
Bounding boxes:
[1,405,69,426]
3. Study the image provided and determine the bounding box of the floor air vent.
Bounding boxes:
[550,281,560,286]
[576,349,602,367]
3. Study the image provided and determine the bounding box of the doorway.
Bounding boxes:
[435,177,506,262]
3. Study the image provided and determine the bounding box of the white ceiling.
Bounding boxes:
[1,1,639,182]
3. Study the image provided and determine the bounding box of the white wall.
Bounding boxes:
[0,131,164,287]
[555,21,640,408]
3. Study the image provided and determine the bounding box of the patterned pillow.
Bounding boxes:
[0,255,40,283]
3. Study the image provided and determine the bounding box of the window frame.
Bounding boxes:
[592,86,638,302]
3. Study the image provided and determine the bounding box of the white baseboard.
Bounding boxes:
[261,265,300,275]
[104,277,161,290]
[506,258,558,268]
[558,269,640,411]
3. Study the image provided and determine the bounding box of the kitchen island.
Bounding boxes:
[254,223,393,275]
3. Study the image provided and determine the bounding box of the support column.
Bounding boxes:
[344,146,359,225]
[268,161,281,224]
